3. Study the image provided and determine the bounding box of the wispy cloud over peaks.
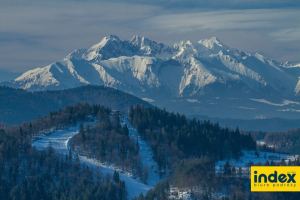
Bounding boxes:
[143,9,300,41]
[0,0,299,73]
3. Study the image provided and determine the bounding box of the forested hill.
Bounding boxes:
[129,105,256,173]
[0,85,152,124]
[0,103,127,200]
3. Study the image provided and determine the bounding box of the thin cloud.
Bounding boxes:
[143,9,300,41]
[94,0,300,9]
[0,0,299,75]
[270,28,300,41]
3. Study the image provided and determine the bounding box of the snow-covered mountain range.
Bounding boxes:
[3,35,300,119]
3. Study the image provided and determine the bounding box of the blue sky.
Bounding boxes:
[0,0,299,80]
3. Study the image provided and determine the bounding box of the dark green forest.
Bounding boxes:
[1,90,300,199]
[129,105,300,200]
[264,128,300,154]
[129,105,256,172]
[0,103,127,200]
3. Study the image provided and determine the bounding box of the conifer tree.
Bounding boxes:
[113,171,120,183]
[69,148,72,161]
[224,161,231,176]
[123,124,129,136]
[79,122,85,142]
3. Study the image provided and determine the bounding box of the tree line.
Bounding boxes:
[264,128,300,154]
[129,105,256,174]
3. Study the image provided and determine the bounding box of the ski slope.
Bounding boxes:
[78,156,151,199]
[123,116,161,187]
[32,120,160,199]
[32,125,79,154]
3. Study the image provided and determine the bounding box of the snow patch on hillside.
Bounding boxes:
[142,98,155,103]
[250,98,300,106]
[277,109,300,112]
[216,150,291,173]
[231,106,256,110]
[186,99,201,103]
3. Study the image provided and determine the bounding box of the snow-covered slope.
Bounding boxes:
[32,121,157,199]
[123,116,161,187]
[4,35,300,119]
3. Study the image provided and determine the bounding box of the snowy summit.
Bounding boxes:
[3,35,300,119]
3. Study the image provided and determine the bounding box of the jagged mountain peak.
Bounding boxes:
[129,35,167,56]
[3,34,300,119]
[129,35,159,44]
[91,35,121,50]
[173,37,229,58]
[65,35,123,61]
[175,39,194,47]
[65,48,88,60]
[5,34,300,105]
[198,37,226,49]
[70,35,170,61]
[129,35,157,47]
[130,35,142,44]
[172,40,197,59]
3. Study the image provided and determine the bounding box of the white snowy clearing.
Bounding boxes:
[32,118,162,200]
[250,98,300,107]
[216,150,295,174]
[122,116,161,187]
